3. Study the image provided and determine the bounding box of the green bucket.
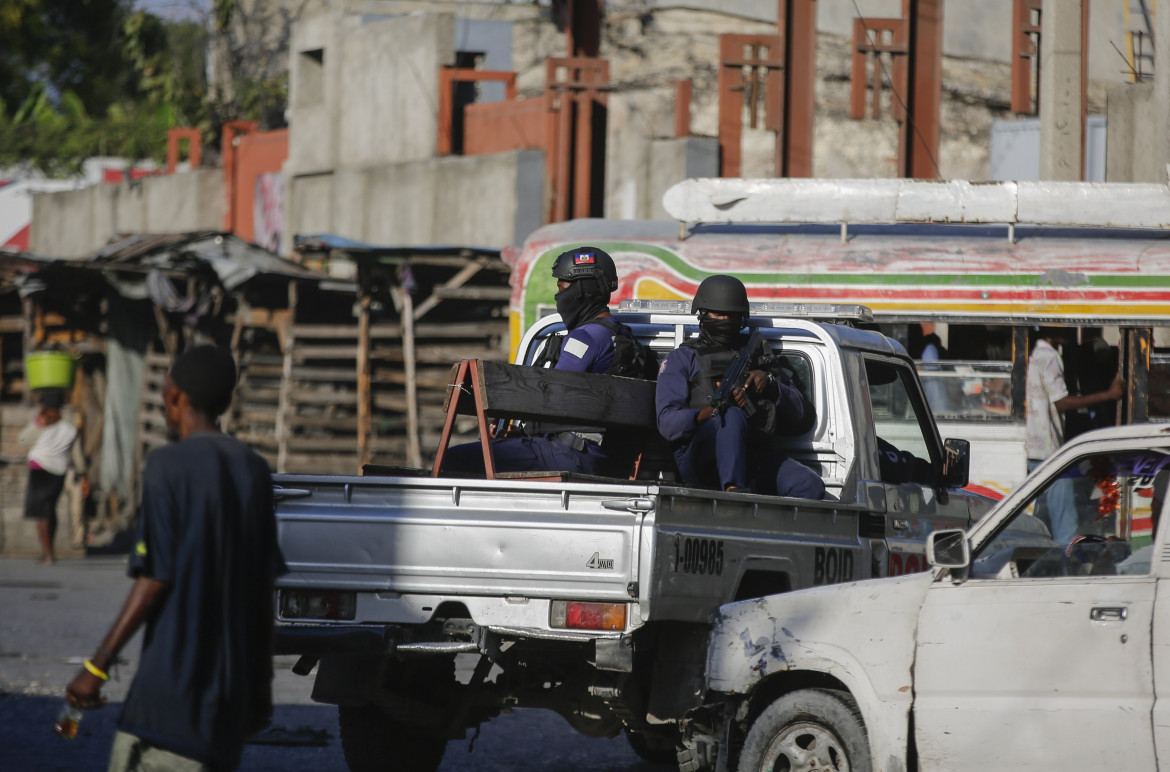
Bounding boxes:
[26,351,76,391]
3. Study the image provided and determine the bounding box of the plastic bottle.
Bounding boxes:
[54,699,83,740]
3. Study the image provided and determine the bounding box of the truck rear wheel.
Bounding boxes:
[338,705,447,772]
[738,689,870,772]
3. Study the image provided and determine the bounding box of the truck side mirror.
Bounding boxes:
[942,438,970,489]
[927,528,970,569]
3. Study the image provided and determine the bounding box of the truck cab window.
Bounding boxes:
[973,450,1169,579]
[865,359,935,484]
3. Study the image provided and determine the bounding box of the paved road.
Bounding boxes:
[0,556,660,772]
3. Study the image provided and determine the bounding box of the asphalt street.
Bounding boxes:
[0,556,660,772]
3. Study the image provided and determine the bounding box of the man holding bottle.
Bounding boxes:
[63,345,285,771]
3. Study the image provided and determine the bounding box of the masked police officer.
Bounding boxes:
[655,275,825,498]
[442,245,645,476]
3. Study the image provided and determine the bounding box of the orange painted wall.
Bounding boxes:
[230,129,288,249]
[464,99,548,156]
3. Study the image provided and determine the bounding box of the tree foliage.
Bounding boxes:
[208,0,306,129]
[0,0,210,175]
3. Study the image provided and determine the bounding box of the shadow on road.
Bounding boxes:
[1,694,666,772]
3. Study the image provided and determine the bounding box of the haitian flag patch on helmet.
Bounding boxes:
[574,253,595,264]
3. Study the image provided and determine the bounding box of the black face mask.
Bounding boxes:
[698,314,744,348]
[555,282,609,330]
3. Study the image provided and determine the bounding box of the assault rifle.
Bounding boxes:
[709,331,776,419]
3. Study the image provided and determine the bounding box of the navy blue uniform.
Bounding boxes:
[656,344,824,498]
[442,320,618,476]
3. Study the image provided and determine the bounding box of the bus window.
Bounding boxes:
[916,361,1012,420]
[1152,353,1170,421]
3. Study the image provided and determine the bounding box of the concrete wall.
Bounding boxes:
[286,11,546,249]
[651,0,1127,83]
[1105,3,1170,183]
[30,170,225,258]
[287,149,544,247]
[647,138,720,220]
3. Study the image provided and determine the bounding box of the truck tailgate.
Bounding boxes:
[275,475,652,601]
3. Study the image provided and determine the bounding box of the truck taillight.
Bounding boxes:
[280,590,356,620]
[550,601,626,631]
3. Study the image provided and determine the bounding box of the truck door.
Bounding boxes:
[862,357,970,577]
[914,444,1161,770]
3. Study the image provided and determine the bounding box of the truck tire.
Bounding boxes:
[625,727,679,766]
[738,689,870,772]
[338,705,447,772]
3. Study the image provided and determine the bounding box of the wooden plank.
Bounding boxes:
[276,281,297,474]
[241,388,281,403]
[375,344,508,364]
[288,366,358,382]
[474,361,658,430]
[293,345,359,360]
[404,301,422,466]
[413,321,508,338]
[291,324,359,339]
[283,456,360,475]
[292,389,358,405]
[431,286,511,301]
[412,261,484,320]
[372,370,454,390]
[235,432,281,449]
[287,436,360,452]
[357,293,372,473]
[288,414,360,430]
[372,393,409,412]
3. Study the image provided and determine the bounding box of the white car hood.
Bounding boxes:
[706,571,937,699]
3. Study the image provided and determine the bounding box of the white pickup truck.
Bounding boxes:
[272,302,992,772]
[694,423,1170,772]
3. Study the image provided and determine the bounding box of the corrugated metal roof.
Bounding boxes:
[89,232,325,290]
[294,233,501,257]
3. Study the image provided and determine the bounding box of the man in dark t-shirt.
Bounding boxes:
[67,345,285,771]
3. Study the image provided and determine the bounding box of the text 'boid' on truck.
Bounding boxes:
[270,300,992,772]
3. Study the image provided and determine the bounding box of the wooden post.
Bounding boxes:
[276,282,297,474]
[1011,325,1029,422]
[356,291,372,473]
[226,294,249,435]
[21,296,35,404]
[399,284,422,469]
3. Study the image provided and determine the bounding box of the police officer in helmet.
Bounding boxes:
[655,275,825,498]
[442,245,641,476]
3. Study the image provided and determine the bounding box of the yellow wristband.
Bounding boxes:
[83,659,109,681]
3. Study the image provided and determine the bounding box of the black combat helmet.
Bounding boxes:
[692,274,750,315]
[551,246,619,293]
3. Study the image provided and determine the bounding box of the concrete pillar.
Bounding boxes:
[1155,0,1170,181]
[1038,0,1083,181]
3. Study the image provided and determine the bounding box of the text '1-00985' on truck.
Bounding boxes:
[271,300,993,772]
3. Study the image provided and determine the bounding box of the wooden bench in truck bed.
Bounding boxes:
[429,359,660,480]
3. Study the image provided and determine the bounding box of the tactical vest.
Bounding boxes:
[527,316,655,441]
[535,316,655,379]
[680,339,738,410]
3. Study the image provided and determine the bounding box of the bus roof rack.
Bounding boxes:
[618,299,874,324]
[662,178,1170,230]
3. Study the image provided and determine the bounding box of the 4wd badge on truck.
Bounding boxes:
[587,553,615,569]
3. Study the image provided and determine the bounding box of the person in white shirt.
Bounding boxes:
[19,390,87,565]
[1025,328,1123,543]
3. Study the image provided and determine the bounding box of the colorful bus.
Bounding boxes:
[502,180,1170,514]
